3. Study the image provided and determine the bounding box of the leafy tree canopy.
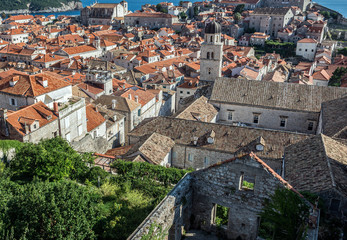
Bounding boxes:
[0,179,102,240]
[258,188,310,240]
[328,67,347,87]
[9,137,93,181]
[234,4,244,13]
[337,47,347,56]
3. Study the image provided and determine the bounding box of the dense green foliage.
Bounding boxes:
[0,138,189,240]
[264,40,295,58]
[234,4,244,14]
[0,0,80,11]
[156,4,168,14]
[244,27,256,34]
[320,11,338,20]
[9,137,93,181]
[179,12,187,20]
[328,67,347,87]
[233,12,241,23]
[259,188,310,240]
[337,47,347,56]
[215,205,229,227]
[0,140,23,153]
[0,180,102,240]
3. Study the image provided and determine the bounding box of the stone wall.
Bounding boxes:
[171,144,234,170]
[128,174,193,240]
[190,157,284,240]
[0,148,16,162]
[71,134,109,153]
[212,102,319,134]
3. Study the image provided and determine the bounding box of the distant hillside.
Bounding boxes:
[0,0,82,12]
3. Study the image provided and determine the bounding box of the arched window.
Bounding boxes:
[211,52,214,59]
[207,52,210,59]
[210,36,213,42]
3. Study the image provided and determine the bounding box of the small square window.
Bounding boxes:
[308,121,314,131]
[239,172,255,191]
[253,115,259,124]
[280,118,287,127]
[227,111,233,120]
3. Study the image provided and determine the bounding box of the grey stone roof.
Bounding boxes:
[285,134,347,197]
[210,78,347,112]
[174,96,218,122]
[252,7,291,15]
[93,95,141,113]
[205,20,221,34]
[109,132,175,165]
[129,117,309,160]
[320,96,347,139]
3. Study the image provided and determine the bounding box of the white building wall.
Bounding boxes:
[211,102,319,134]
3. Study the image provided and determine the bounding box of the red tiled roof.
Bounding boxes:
[6,101,57,136]
[86,104,106,132]
[0,71,71,97]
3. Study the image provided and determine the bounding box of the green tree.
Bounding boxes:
[156,4,163,12]
[9,137,92,181]
[320,11,330,19]
[194,6,199,16]
[328,67,347,87]
[179,11,187,20]
[258,188,310,240]
[1,12,5,19]
[179,1,183,6]
[337,47,347,56]
[0,180,102,240]
[234,12,241,23]
[234,4,245,13]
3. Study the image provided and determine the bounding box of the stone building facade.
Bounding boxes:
[124,12,179,29]
[200,21,223,83]
[264,0,312,11]
[81,2,128,26]
[249,7,294,38]
[209,78,347,134]
[128,153,319,240]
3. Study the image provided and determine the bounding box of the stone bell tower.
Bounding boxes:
[200,20,223,83]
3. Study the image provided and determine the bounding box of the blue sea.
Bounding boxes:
[39,0,347,18]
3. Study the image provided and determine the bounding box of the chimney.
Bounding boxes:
[10,76,19,87]
[135,95,139,103]
[112,99,117,109]
[24,124,30,135]
[42,78,48,88]
[53,102,59,115]
[193,136,198,145]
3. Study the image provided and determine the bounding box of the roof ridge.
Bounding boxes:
[7,101,44,116]
[249,152,307,200]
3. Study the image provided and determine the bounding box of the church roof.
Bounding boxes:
[205,20,221,34]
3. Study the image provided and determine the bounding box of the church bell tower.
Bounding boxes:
[200,20,223,83]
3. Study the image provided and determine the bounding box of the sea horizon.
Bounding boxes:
[22,0,347,19]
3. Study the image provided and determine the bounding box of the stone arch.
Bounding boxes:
[211,52,214,59]
[207,52,210,59]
